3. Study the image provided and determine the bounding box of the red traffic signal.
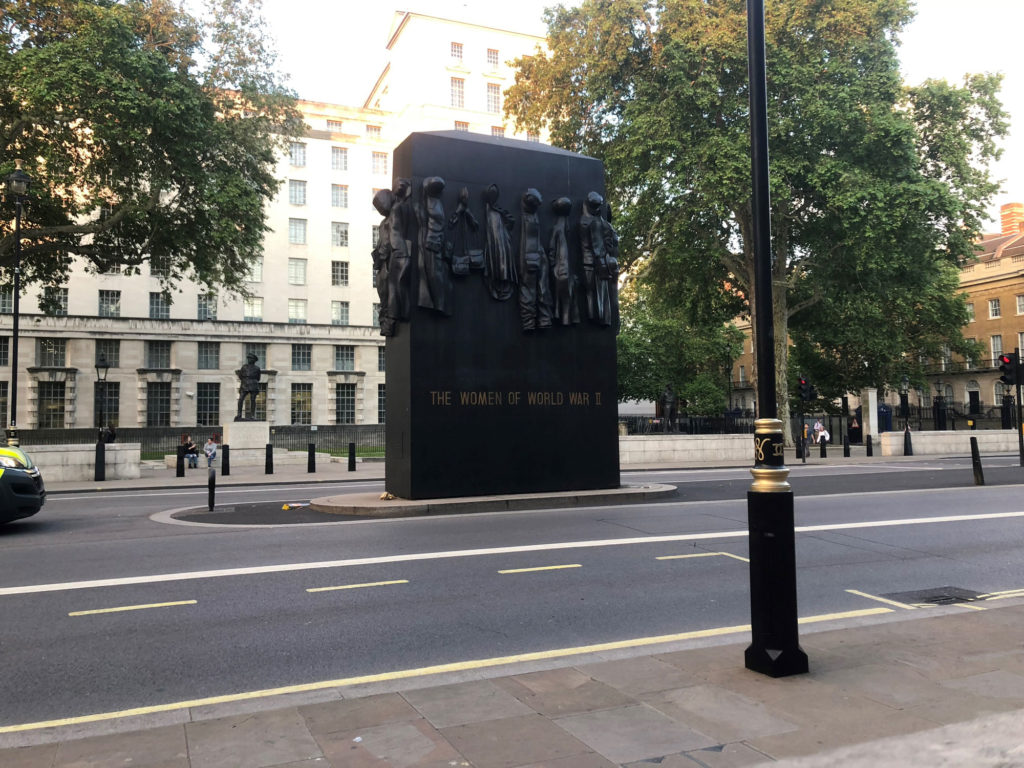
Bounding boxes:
[999,352,1019,386]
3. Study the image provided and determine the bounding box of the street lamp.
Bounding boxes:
[899,375,910,430]
[934,378,947,430]
[95,353,110,481]
[5,160,31,446]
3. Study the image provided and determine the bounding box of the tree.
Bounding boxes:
[0,0,303,296]
[617,279,744,412]
[505,0,1006,438]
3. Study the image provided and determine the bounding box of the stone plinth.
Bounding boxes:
[221,421,270,451]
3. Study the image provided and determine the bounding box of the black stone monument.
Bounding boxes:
[384,131,619,499]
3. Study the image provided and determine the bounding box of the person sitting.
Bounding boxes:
[183,435,199,468]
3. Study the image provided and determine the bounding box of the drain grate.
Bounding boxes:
[883,586,982,606]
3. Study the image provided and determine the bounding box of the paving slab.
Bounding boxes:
[401,679,535,728]
[314,718,464,768]
[494,668,637,717]
[52,724,188,768]
[299,693,423,736]
[184,708,322,768]
[440,713,594,768]
[641,684,800,743]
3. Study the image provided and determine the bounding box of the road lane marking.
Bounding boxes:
[657,552,749,563]
[498,564,581,574]
[953,603,986,611]
[7,510,1024,597]
[306,580,408,593]
[68,600,197,617]
[845,590,917,610]
[0,606,890,734]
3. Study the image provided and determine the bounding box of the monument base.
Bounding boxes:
[221,420,269,451]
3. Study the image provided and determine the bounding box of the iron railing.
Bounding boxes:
[269,424,385,456]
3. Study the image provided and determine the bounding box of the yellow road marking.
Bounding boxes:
[0,606,891,735]
[954,603,986,611]
[656,552,749,563]
[982,592,1024,601]
[498,564,581,574]
[307,580,408,593]
[845,590,917,610]
[68,600,197,617]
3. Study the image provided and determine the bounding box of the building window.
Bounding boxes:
[331,184,348,208]
[372,225,381,247]
[96,339,120,368]
[289,142,306,166]
[332,222,349,247]
[487,48,499,68]
[491,126,504,138]
[366,125,381,138]
[332,146,348,171]
[149,292,171,319]
[244,342,267,368]
[94,381,119,428]
[246,256,263,282]
[451,77,465,108]
[966,302,975,322]
[332,301,349,326]
[1017,296,1024,315]
[146,381,171,426]
[336,383,356,424]
[378,346,386,372]
[451,41,463,61]
[332,261,349,286]
[486,83,501,113]
[0,337,8,367]
[37,381,66,428]
[150,256,170,277]
[197,341,220,370]
[37,338,66,367]
[197,293,217,321]
[989,298,1001,319]
[288,218,307,245]
[738,365,747,385]
[326,119,343,132]
[243,297,263,322]
[378,382,386,423]
[288,299,307,324]
[965,338,976,370]
[454,121,469,132]
[288,258,307,285]
[0,288,11,314]
[288,179,307,206]
[373,303,381,327]
[0,382,6,428]
[292,343,311,370]
[941,345,952,371]
[527,131,540,143]
[146,340,172,369]
[291,383,313,424]
[335,345,355,371]
[991,334,1003,360]
[42,286,68,316]
[98,290,121,318]
[196,382,220,426]
[372,152,388,175]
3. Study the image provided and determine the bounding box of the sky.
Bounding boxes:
[260,0,1023,231]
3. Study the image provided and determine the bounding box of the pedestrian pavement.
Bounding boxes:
[9,449,1024,766]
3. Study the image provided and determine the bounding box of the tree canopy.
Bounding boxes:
[0,0,303,296]
[506,0,1006,427]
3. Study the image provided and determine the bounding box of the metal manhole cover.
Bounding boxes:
[883,586,981,606]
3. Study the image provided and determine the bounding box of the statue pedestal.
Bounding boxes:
[221,421,270,466]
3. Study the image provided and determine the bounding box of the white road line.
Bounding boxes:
[5,510,1024,597]
[48,483,383,501]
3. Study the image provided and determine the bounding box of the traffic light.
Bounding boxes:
[798,375,815,401]
[999,352,1019,386]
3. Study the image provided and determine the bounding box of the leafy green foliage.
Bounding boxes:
[506,0,1006,430]
[0,0,303,294]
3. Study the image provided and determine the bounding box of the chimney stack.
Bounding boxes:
[1002,202,1024,235]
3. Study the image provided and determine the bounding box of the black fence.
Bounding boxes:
[269,424,385,456]
[621,413,757,435]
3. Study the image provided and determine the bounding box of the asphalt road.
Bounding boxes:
[2,456,1024,730]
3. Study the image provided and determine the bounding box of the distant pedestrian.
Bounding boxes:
[813,419,823,444]
[819,427,830,444]
[183,435,199,468]
[204,437,217,467]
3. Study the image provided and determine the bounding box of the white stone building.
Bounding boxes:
[0,11,545,430]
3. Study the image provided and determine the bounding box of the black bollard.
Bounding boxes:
[176,445,185,478]
[95,440,106,482]
[265,443,274,475]
[801,437,807,464]
[222,444,230,476]
[308,442,316,473]
[970,436,984,486]
[208,467,216,510]
[348,441,356,472]
[866,435,873,457]
[843,434,851,458]
[819,438,827,459]
[903,428,913,457]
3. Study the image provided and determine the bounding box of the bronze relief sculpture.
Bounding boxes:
[549,196,578,326]
[518,188,553,330]
[416,176,453,315]
[482,183,516,301]
[372,188,396,336]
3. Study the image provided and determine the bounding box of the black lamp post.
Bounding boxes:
[899,375,910,430]
[5,160,31,446]
[934,378,947,431]
[95,353,110,481]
